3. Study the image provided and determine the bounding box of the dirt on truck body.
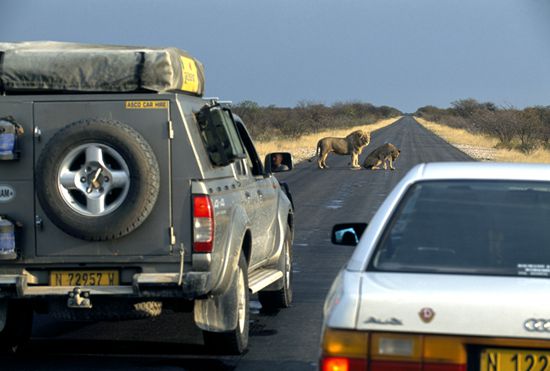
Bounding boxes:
[0,41,294,354]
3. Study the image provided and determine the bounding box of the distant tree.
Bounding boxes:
[475,108,519,149]
[515,107,543,153]
[235,100,260,110]
[415,105,445,121]
[451,98,482,118]
[378,105,402,118]
[540,107,550,148]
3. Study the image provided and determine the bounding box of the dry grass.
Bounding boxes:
[415,117,550,163]
[255,116,402,163]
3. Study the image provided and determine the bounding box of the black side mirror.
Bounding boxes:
[265,152,293,174]
[331,223,368,246]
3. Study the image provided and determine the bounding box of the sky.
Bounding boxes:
[1,0,549,112]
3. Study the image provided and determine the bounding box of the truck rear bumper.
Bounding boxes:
[0,272,211,299]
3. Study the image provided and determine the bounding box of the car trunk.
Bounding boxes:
[357,272,550,340]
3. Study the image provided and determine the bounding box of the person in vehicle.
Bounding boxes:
[271,153,289,172]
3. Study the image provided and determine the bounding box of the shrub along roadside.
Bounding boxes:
[232,100,402,142]
[416,117,550,164]
[415,99,550,154]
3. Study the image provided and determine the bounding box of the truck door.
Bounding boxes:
[33,99,174,257]
[234,120,278,263]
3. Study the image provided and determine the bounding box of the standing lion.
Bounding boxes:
[309,130,370,169]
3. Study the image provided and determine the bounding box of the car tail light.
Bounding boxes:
[321,357,367,371]
[193,195,214,253]
[377,335,418,356]
[320,330,467,371]
[321,329,368,371]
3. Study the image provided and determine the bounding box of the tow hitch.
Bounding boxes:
[67,287,92,309]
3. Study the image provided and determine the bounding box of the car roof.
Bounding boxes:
[412,162,550,182]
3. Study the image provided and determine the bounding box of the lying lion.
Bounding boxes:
[363,143,401,170]
[309,130,370,169]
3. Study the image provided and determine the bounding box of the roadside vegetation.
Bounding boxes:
[232,101,402,161]
[415,99,550,163]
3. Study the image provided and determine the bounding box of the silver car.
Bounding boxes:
[321,162,550,371]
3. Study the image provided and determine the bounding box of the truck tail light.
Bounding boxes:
[321,330,467,371]
[0,216,17,260]
[193,195,214,253]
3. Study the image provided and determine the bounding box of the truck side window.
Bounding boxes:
[196,105,245,166]
[235,119,264,176]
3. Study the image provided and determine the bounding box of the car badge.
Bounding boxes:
[419,307,435,323]
[364,317,403,326]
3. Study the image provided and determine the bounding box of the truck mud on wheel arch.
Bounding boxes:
[0,41,295,354]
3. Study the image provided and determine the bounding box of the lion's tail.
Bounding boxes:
[308,140,321,162]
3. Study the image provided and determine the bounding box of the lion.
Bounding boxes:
[362,143,401,170]
[309,130,370,169]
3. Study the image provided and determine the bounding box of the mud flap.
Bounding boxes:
[194,273,239,332]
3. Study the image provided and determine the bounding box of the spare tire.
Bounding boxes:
[36,119,160,241]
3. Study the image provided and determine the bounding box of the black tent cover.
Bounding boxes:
[0,41,205,96]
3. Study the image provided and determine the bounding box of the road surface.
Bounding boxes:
[0,116,472,370]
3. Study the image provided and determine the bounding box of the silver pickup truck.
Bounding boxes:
[0,42,294,354]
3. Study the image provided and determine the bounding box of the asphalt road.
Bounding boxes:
[0,116,472,370]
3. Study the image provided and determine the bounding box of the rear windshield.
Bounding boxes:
[369,180,550,277]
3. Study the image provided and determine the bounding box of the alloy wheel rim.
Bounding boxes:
[57,143,130,216]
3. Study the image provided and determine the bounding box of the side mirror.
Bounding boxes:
[265,152,293,174]
[331,223,368,246]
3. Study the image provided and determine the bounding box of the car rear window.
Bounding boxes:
[369,180,550,277]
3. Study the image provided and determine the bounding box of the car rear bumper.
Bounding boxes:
[0,272,211,299]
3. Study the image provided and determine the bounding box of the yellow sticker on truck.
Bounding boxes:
[180,56,200,93]
[125,100,169,109]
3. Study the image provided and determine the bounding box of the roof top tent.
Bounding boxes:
[0,41,206,96]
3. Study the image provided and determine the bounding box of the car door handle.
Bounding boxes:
[245,191,251,199]
[257,190,263,199]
